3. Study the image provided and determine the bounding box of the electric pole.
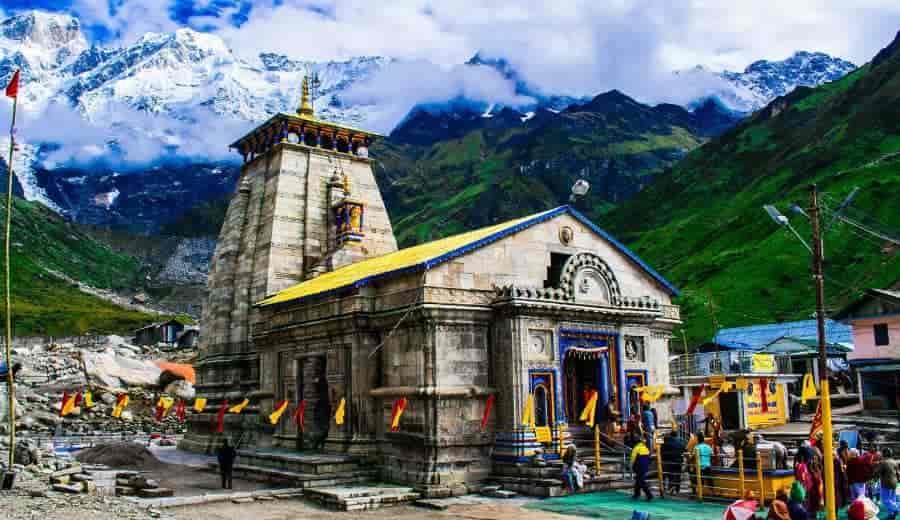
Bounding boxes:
[810,184,836,520]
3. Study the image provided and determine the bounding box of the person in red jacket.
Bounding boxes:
[847,449,872,501]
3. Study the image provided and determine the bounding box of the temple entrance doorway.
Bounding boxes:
[296,355,329,449]
[563,348,608,422]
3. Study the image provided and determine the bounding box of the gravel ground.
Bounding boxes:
[169,500,578,520]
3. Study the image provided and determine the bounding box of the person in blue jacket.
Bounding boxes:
[0,362,21,382]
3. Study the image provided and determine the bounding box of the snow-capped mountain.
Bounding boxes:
[0,10,388,135]
[0,9,860,230]
[676,51,857,113]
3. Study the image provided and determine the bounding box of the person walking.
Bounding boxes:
[693,432,713,494]
[661,429,686,494]
[847,448,872,501]
[878,448,900,520]
[216,438,237,490]
[630,438,653,501]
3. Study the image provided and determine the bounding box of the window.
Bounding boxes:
[874,323,890,346]
[545,252,571,288]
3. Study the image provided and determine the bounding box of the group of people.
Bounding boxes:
[748,439,900,520]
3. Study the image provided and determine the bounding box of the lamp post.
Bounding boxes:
[809,185,836,520]
[762,190,836,520]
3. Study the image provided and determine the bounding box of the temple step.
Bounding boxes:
[302,485,420,511]
[209,462,377,488]
[234,449,362,475]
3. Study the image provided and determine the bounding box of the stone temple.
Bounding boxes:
[183,78,682,496]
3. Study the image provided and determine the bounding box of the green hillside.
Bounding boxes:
[604,32,900,345]
[374,92,723,246]
[1,198,159,336]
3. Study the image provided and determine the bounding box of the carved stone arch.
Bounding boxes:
[558,252,622,304]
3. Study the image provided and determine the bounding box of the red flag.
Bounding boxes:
[759,378,769,413]
[5,70,19,98]
[215,400,229,434]
[59,391,70,416]
[175,400,186,423]
[481,395,495,430]
[293,399,307,432]
[809,401,823,443]
[686,384,705,415]
[73,392,82,407]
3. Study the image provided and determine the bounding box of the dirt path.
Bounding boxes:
[169,500,580,520]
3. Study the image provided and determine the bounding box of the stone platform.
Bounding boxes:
[489,455,632,497]
[303,485,420,511]
[208,448,376,488]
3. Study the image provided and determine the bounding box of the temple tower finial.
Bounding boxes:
[298,74,314,118]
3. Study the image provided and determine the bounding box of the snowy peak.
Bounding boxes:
[679,50,856,113]
[0,11,86,51]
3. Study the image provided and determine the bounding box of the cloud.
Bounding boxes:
[341,60,536,132]
[1,99,250,168]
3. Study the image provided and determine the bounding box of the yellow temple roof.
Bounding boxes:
[257,207,564,307]
[257,205,679,307]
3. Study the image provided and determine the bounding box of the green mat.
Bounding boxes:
[527,491,892,520]
[525,492,726,520]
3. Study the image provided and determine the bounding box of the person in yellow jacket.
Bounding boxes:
[630,439,654,501]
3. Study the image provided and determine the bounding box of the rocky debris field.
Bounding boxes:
[3,334,197,437]
[0,440,176,520]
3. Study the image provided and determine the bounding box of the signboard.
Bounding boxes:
[752,354,776,373]
[746,379,785,427]
[535,426,552,443]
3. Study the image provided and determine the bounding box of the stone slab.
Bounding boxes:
[137,488,175,498]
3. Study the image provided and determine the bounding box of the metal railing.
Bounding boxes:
[670,351,793,382]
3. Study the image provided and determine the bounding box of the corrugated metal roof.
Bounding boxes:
[713,319,853,351]
[257,205,679,307]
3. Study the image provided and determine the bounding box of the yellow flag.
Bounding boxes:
[60,394,77,417]
[229,398,250,413]
[193,397,207,412]
[269,400,289,425]
[159,397,174,411]
[579,391,598,427]
[334,397,346,425]
[702,387,723,407]
[84,391,94,409]
[522,393,535,428]
[801,373,817,404]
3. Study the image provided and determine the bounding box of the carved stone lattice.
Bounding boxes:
[558,252,622,304]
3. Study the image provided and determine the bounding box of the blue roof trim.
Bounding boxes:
[266,206,568,308]
[566,207,680,296]
[265,205,679,307]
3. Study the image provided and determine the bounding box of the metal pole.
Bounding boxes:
[756,452,765,504]
[594,424,601,477]
[4,94,17,469]
[810,184,837,520]
[738,448,745,499]
[695,449,703,502]
[655,431,665,497]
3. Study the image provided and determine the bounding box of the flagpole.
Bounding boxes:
[5,89,17,469]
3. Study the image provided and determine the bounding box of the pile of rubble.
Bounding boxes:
[0,440,175,519]
[2,334,197,437]
[113,471,174,498]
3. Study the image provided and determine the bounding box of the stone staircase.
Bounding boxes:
[490,454,632,497]
[208,449,377,489]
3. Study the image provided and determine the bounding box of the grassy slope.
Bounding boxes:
[604,41,900,345]
[375,100,705,246]
[5,198,158,336]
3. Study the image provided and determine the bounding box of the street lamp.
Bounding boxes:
[763,205,812,253]
[570,179,590,203]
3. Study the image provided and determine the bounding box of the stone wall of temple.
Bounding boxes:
[182,141,397,453]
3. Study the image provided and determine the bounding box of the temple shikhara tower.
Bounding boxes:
[185,77,682,497]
